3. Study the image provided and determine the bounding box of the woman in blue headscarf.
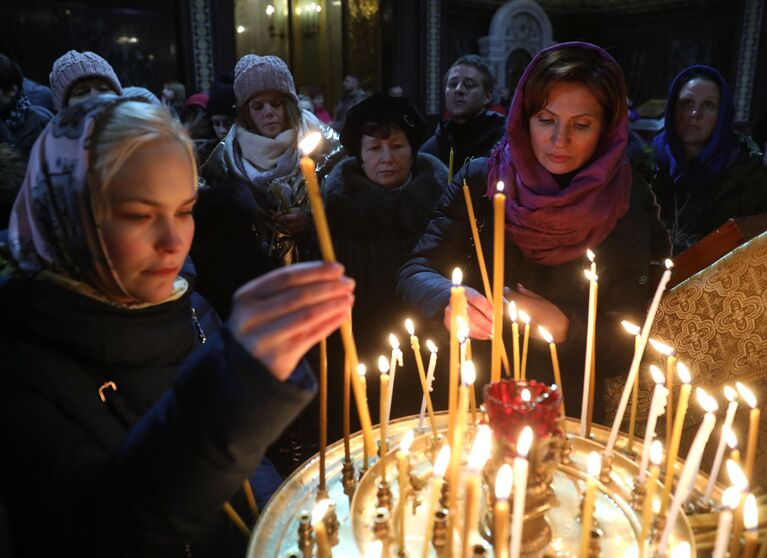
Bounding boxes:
[651,65,767,255]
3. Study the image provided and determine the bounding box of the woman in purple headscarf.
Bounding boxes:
[398,42,669,422]
[651,65,767,255]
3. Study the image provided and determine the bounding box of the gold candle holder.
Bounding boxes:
[297,510,313,558]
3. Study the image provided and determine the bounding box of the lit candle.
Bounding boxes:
[358,364,370,471]
[649,338,676,451]
[494,464,513,558]
[727,429,741,465]
[657,388,719,555]
[736,382,760,484]
[418,340,438,433]
[712,486,741,558]
[621,320,641,453]
[519,310,531,381]
[638,365,667,484]
[508,301,521,381]
[743,493,759,558]
[539,325,564,416]
[491,181,506,383]
[385,333,403,427]
[406,320,438,439]
[579,451,601,558]
[605,259,673,460]
[378,356,390,473]
[660,361,693,517]
[639,440,663,558]
[396,430,415,554]
[449,268,467,443]
[319,337,328,492]
[299,132,375,456]
[704,386,739,502]
[580,267,599,438]
[365,540,383,558]
[420,446,450,558]
[671,542,691,558]
[312,498,332,558]
[462,426,492,558]
[510,426,533,558]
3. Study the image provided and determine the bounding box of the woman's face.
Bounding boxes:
[673,77,720,155]
[360,126,413,188]
[67,77,117,107]
[248,91,287,138]
[211,114,234,140]
[99,138,197,304]
[529,81,605,175]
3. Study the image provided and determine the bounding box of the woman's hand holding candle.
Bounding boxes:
[444,286,493,340]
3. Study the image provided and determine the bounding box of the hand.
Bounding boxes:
[505,284,569,343]
[276,208,310,235]
[443,286,493,340]
[229,262,354,381]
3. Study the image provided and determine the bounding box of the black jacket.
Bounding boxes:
[397,158,670,423]
[0,275,315,557]
[420,111,506,169]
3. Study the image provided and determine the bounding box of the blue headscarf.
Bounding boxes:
[651,65,739,191]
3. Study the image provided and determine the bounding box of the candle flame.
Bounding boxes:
[665,258,674,270]
[587,451,601,477]
[649,338,675,356]
[298,131,322,156]
[461,360,476,385]
[521,388,531,402]
[404,319,414,336]
[670,542,690,558]
[583,269,598,282]
[650,440,664,465]
[649,364,665,385]
[400,429,415,455]
[312,498,332,524]
[722,486,741,509]
[495,464,513,499]
[625,547,639,558]
[519,309,531,324]
[621,320,641,336]
[677,361,691,384]
[389,333,400,350]
[697,387,718,413]
[587,248,595,262]
[744,493,758,530]
[517,426,533,457]
[538,325,553,344]
[736,382,757,409]
[378,355,390,374]
[426,339,438,353]
[724,385,737,402]
[434,445,451,477]
[496,181,504,193]
[468,425,492,470]
[452,267,463,286]
[726,459,749,491]
[725,427,738,449]
[364,541,383,558]
[508,300,518,322]
[357,363,366,377]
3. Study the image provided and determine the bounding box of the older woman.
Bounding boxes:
[0,96,353,557]
[398,42,669,423]
[323,93,447,432]
[652,65,767,255]
[192,54,342,319]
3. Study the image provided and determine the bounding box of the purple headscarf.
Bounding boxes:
[486,42,632,265]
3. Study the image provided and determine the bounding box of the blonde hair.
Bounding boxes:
[88,100,197,221]
[236,92,303,141]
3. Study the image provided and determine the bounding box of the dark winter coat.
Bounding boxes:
[397,158,670,423]
[652,136,767,254]
[420,111,506,169]
[0,105,50,160]
[322,153,448,438]
[0,273,315,557]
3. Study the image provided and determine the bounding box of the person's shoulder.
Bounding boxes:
[413,152,448,180]
[322,156,360,198]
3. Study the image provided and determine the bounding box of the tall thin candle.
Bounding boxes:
[462,426,492,558]
[494,464,513,558]
[638,366,667,484]
[448,147,455,184]
[418,340,438,433]
[378,356,390,467]
[357,364,370,471]
[736,382,760,483]
[704,386,739,502]
[385,334,402,428]
[510,426,533,558]
[660,361,692,516]
[580,268,598,438]
[539,326,564,416]
[712,487,741,558]
[491,182,506,383]
[420,446,450,558]
[743,493,759,558]
[319,337,328,491]
[396,430,415,554]
[579,452,601,558]
[449,268,467,443]
[621,320,641,453]
[312,499,332,558]
[639,441,663,558]
[343,353,351,461]
[509,301,521,381]
[405,319,438,439]
[649,338,676,454]
[519,310,531,381]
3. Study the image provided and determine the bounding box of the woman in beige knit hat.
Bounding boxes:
[49,50,122,112]
[192,54,342,323]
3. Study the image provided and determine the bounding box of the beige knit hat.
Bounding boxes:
[233,55,298,107]
[49,50,123,111]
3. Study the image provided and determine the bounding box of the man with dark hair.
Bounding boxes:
[332,74,368,131]
[421,54,506,171]
[0,54,51,160]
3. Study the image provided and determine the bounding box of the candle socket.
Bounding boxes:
[377,479,393,510]
[342,459,356,496]
[632,480,647,512]
[426,433,445,462]
[324,501,340,546]
[297,510,313,558]
[587,527,603,558]
[432,508,449,550]
[439,480,450,510]
[558,419,573,465]
[599,455,613,485]
[373,506,392,540]
[471,543,490,557]
[284,551,301,558]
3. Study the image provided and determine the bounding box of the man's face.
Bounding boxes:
[343,76,359,94]
[0,83,19,113]
[444,64,490,123]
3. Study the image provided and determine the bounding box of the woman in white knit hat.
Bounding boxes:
[192,54,342,322]
[49,50,122,112]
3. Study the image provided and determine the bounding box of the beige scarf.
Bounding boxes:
[235,126,296,171]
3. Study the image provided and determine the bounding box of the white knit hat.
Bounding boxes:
[49,50,123,111]
[233,55,298,107]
